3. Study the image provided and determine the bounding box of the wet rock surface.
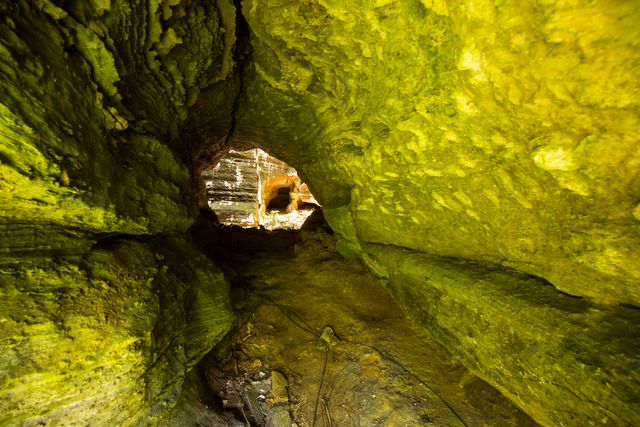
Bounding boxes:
[2,1,639,425]
[0,1,237,423]
[0,236,232,426]
[231,2,640,424]
[363,243,640,426]
[199,226,538,426]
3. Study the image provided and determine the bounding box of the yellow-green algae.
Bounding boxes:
[2,0,640,425]
[0,238,232,425]
[0,0,236,424]
[0,0,238,233]
[363,243,640,426]
[236,0,640,304]
[234,0,640,425]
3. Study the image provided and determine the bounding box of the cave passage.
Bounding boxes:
[1,0,639,426]
[203,148,320,230]
[190,221,539,426]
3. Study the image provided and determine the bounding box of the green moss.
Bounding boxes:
[157,28,183,57]
[0,245,153,425]
[234,1,640,424]
[0,103,136,232]
[362,243,640,426]
[0,0,240,234]
[236,0,640,306]
[0,0,237,424]
[73,24,120,96]
[3,0,640,425]
[0,238,231,425]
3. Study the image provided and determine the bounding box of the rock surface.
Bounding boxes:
[363,243,640,426]
[0,0,235,424]
[2,0,640,425]
[233,0,640,425]
[207,227,538,426]
[236,0,640,305]
[0,236,232,425]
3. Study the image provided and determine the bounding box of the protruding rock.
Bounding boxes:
[270,371,289,403]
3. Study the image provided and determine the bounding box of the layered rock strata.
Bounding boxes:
[0,0,236,423]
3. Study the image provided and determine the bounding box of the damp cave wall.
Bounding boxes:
[0,0,238,425]
[232,1,640,426]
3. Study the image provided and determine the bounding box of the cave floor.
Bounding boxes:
[201,226,539,426]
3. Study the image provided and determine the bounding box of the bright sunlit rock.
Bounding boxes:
[204,148,319,229]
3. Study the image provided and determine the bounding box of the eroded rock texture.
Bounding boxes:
[237,0,640,304]
[364,244,640,426]
[234,0,640,425]
[0,0,235,424]
[1,237,231,425]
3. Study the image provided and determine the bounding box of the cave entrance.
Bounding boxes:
[203,148,320,230]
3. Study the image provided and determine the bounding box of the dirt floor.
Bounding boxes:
[196,218,539,426]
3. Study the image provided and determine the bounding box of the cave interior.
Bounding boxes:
[1,0,639,426]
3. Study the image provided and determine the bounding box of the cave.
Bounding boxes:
[1,1,639,426]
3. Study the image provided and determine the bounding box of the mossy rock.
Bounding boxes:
[0,237,232,425]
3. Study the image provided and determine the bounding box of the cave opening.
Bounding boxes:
[202,148,320,230]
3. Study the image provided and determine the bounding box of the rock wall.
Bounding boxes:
[234,0,640,425]
[1,237,231,425]
[0,0,235,424]
[364,243,640,427]
[237,0,640,305]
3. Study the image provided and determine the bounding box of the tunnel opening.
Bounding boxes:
[202,148,320,230]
